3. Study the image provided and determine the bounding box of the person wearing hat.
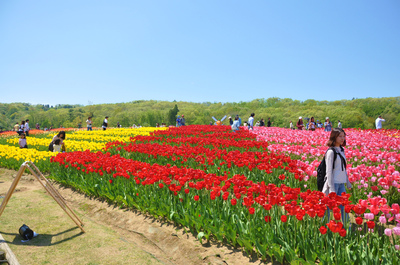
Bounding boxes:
[102,116,109,130]
[176,115,181,127]
[228,116,233,126]
[296,117,304,130]
[324,117,332,132]
[181,115,186,126]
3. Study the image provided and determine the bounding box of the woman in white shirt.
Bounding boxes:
[322,128,352,223]
[86,117,93,131]
[248,113,255,130]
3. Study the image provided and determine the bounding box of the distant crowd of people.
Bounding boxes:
[290,117,338,132]
[226,114,273,132]
[10,114,387,150]
[14,119,31,136]
[225,114,387,132]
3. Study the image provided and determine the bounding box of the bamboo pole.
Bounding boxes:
[0,161,85,233]
[24,162,85,232]
[0,162,27,217]
[0,233,21,265]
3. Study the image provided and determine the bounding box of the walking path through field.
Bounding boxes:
[0,168,274,265]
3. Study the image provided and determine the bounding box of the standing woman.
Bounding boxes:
[248,113,255,130]
[322,128,352,222]
[18,120,25,136]
[86,117,93,131]
[308,117,316,131]
[296,117,304,130]
[324,117,332,132]
[102,116,109,130]
[24,119,30,136]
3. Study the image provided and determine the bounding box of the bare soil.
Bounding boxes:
[0,168,275,265]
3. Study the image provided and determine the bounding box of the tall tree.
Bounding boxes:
[167,104,179,126]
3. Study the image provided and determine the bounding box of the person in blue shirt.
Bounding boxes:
[231,116,240,132]
[176,116,181,127]
[236,115,242,126]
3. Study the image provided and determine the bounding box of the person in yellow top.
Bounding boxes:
[13,122,19,132]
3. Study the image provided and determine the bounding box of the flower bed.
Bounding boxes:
[46,125,400,264]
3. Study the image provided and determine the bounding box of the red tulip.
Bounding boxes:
[249,207,255,215]
[281,215,287,223]
[319,226,328,235]
[367,221,375,229]
[355,217,363,225]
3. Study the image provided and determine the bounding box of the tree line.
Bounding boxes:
[0,97,399,130]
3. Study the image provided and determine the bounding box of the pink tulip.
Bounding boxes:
[364,213,375,220]
[393,227,400,236]
[384,228,392,236]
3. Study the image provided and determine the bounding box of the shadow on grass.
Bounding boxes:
[0,226,84,246]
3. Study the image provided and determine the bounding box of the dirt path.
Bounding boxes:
[0,168,273,265]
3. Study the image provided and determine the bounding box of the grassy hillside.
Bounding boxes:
[0,97,399,130]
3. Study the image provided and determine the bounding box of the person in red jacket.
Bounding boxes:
[296,117,304,130]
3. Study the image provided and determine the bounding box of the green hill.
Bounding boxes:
[1,97,399,130]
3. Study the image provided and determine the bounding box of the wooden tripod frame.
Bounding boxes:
[0,161,85,233]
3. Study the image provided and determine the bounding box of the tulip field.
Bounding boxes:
[1,126,400,264]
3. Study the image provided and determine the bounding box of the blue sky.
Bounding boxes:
[0,1,399,106]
